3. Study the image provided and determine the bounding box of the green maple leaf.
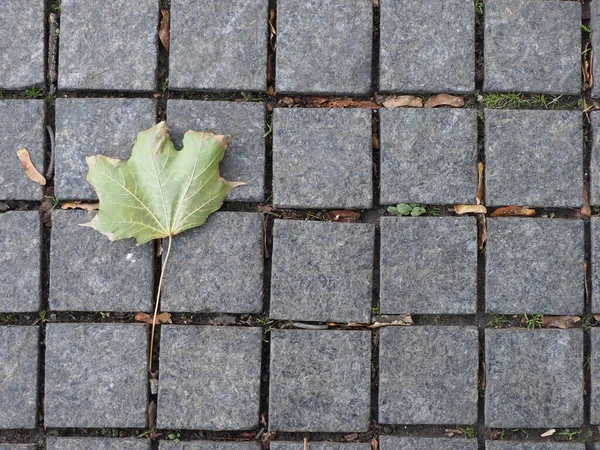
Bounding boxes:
[83,121,243,245]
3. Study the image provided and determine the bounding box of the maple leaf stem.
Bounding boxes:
[149,234,172,370]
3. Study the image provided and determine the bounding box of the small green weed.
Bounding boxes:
[558,429,581,441]
[457,425,476,439]
[488,314,510,328]
[475,0,484,15]
[161,77,169,92]
[168,432,181,443]
[523,313,543,329]
[25,86,43,99]
[0,313,19,323]
[581,24,592,34]
[98,311,109,320]
[387,203,427,217]
[50,4,61,13]
[263,123,272,137]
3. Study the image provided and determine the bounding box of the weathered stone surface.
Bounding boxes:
[589,112,600,205]
[167,100,266,202]
[0,446,37,450]
[591,218,600,313]
[46,438,150,450]
[54,98,156,200]
[590,328,600,423]
[161,212,263,314]
[380,437,477,450]
[0,100,45,200]
[0,326,38,429]
[159,443,260,450]
[380,217,477,314]
[157,326,262,430]
[380,0,474,93]
[487,442,584,450]
[270,220,374,323]
[486,218,583,314]
[592,3,600,99]
[379,326,479,425]
[485,329,583,428]
[271,444,370,450]
[272,108,372,209]
[485,110,582,207]
[484,0,580,94]
[169,0,267,91]
[276,0,371,95]
[0,212,40,312]
[380,108,478,205]
[58,0,157,90]
[0,0,44,89]
[269,330,371,432]
[50,210,153,312]
[44,323,148,428]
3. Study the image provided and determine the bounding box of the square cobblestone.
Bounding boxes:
[58,0,157,90]
[157,326,262,430]
[0,446,36,450]
[273,108,372,209]
[161,212,263,314]
[270,220,374,323]
[380,108,478,205]
[485,329,583,428]
[276,0,371,95]
[0,326,38,429]
[485,110,582,207]
[380,217,477,314]
[50,210,153,312]
[46,438,150,450]
[0,212,40,312]
[589,112,600,205]
[379,326,479,425]
[269,330,371,432]
[271,444,370,450]
[44,323,148,428]
[484,0,580,94]
[0,100,44,200]
[487,442,584,450]
[486,218,583,314]
[169,0,267,91]
[590,328,600,423]
[593,3,600,99]
[159,443,259,450]
[55,98,156,200]
[588,218,600,313]
[167,100,266,202]
[380,437,477,450]
[380,0,474,93]
[0,0,44,89]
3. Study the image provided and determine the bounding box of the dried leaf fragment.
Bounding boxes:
[322,210,360,222]
[477,214,488,250]
[454,204,487,215]
[382,95,423,108]
[476,162,484,205]
[490,206,536,217]
[540,429,556,438]
[424,93,465,108]
[16,148,46,185]
[134,312,172,325]
[541,315,580,329]
[60,202,99,211]
[368,317,413,328]
[159,9,170,51]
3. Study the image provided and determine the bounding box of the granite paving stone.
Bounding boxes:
[379,326,479,425]
[380,0,474,93]
[271,444,370,450]
[380,108,478,205]
[269,330,371,432]
[380,437,477,450]
[589,112,600,205]
[276,0,372,95]
[380,217,477,314]
[590,328,600,423]
[161,212,263,314]
[159,443,260,450]
[486,218,583,315]
[167,100,266,202]
[0,212,40,312]
[0,446,36,450]
[46,438,150,450]
[484,0,580,94]
[0,0,44,89]
[157,326,262,430]
[270,220,374,323]
[169,0,267,91]
[588,218,600,313]
[485,329,583,428]
[485,110,582,207]
[58,0,157,90]
[487,443,584,450]
[44,323,148,428]
[0,100,45,200]
[593,2,600,99]
[54,98,156,200]
[0,326,39,429]
[50,210,153,312]
[272,108,372,209]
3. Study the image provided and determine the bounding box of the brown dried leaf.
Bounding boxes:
[454,204,487,215]
[582,178,591,218]
[595,314,600,322]
[476,162,484,205]
[343,433,358,442]
[372,135,380,150]
[368,316,413,328]
[60,201,99,211]
[266,86,276,97]
[134,312,172,325]
[158,9,170,51]
[477,214,487,250]
[371,437,378,450]
[382,95,423,108]
[268,9,277,50]
[322,210,360,222]
[424,93,465,108]
[314,98,379,109]
[490,206,536,217]
[540,429,556,438]
[16,148,46,185]
[541,315,580,329]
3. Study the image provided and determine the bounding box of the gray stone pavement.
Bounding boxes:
[0,0,598,448]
